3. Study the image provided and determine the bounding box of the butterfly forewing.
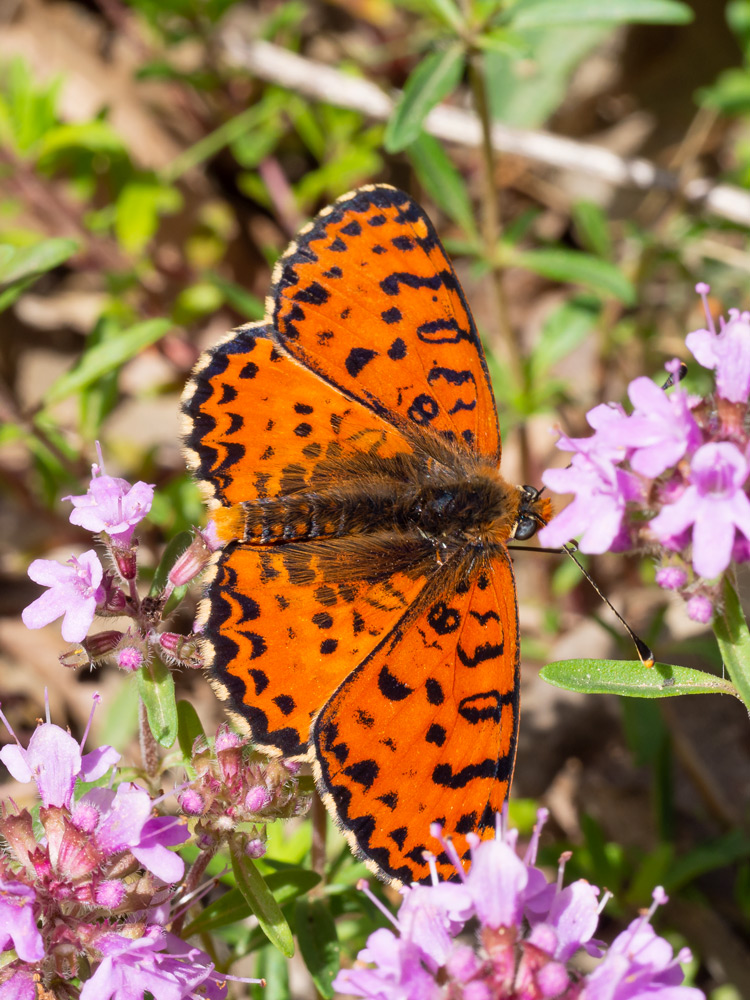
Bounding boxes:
[272,186,502,460]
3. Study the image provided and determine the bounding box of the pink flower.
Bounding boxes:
[0,700,119,810]
[650,442,750,579]
[686,284,750,404]
[0,882,43,962]
[0,969,37,1000]
[79,927,228,1000]
[65,461,154,545]
[540,453,642,553]
[22,550,105,642]
[601,376,700,477]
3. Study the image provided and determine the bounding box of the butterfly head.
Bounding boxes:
[512,485,552,541]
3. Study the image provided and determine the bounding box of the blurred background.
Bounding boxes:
[1,0,750,995]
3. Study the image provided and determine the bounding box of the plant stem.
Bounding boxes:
[310,791,327,882]
[138,697,161,785]
[465,47,529,478]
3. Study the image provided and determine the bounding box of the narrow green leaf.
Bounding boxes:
[385,45,466,153]
[36,121,126,159]
[571,200,612,258]
[527,299,598,381]
[230,842,295,957]
[664,830,750,892]
[713,576,750,713]
[540,658,740,699]
[176,700,206,765]
[0,239,78,311]
[150,532,193,596]
[407,133,478,238]
[136,660,178,748]
[295,897,340,999]
[0,239,78,285]
[512,247,635,304]
[411,0,465,31]
[182,870,320,936]
[43,318,170,406]
[508,0,693,29]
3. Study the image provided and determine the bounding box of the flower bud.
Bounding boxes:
[244,787,272,813]
[156,632,203,669]
[168,534,213,587]
[687,595,713,623]
[111,543,137,582]
[245,838,266,859]
[117,646,144,672]
[655,567,687,591]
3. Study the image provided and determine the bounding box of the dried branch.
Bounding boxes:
[223,37,750,228]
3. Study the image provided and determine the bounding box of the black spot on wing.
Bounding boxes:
[345,347,378,378]
[378,665,413,702]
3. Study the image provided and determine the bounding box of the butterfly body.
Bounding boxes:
[182,185,550,885]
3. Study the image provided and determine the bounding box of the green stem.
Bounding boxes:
[713,575,750,714]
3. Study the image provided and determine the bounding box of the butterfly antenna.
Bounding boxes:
[562,543,654,667]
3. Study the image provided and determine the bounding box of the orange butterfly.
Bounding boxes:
[182,185,551,886]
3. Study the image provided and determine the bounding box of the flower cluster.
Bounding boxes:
[540,285,750,622]
[179,724,311,860]
[334,809,703,1000]
[21,443,212,671]
[0,697,236,999]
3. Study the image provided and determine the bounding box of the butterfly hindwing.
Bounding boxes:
[312,551,520,885]
[271,185,502,461]
[200,544,431,760]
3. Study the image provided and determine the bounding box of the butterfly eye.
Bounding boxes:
[514,515,539,541]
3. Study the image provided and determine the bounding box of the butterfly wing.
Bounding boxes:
[271,185,502,461]
[182,324,414,514]
[200,543,431,759]
[312,552,519,886]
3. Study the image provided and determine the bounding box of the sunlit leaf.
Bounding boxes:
[137,659,178,748]
[43,319,170,406]
[540,658,739,699]
[512,247,636,303]
[295,897,340,999]
[230,843,295,957]
[385,45,466,153]
[507,0,693,29]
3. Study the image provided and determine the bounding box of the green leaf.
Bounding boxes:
[664,830,750,892]
[527,299,598,381]
[150,531,193,596]
[385,45,466,153]
[540,658,740,699]
[230,841,295,957]
[295,897,340,999]
[176,699,206,765]
[42,318,170,406]
[512,247,636,304]
[36,120,126,160]
[485,24,608,128]
[409,0,465,31]
[713,576,750,713]
[0,239,78,311]
[182,869,321,936]
[115,181,181,254]
[572,200,612,258]
[507,0,693,28]
[406,133,478,238]
[136,660,178,748]
[149,530,194,616]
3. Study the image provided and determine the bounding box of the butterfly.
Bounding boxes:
[181,185,551,886]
